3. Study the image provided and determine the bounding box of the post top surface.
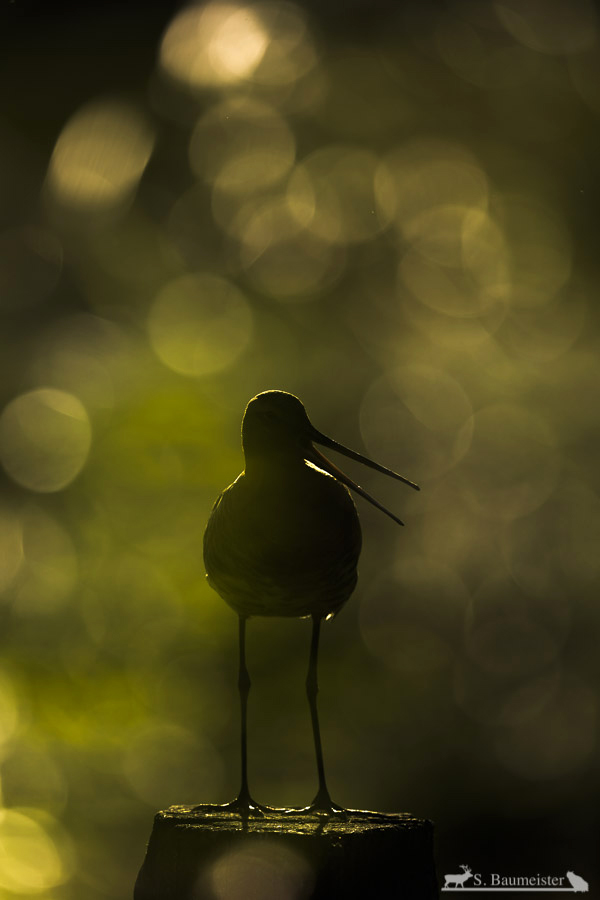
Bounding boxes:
[157,804,431,837]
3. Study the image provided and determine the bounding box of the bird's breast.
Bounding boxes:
[203,463,362,619]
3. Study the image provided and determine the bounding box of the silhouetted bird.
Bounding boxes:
[203,390,419,815]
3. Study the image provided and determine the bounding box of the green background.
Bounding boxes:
[0,0,598,895]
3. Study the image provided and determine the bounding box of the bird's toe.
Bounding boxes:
[217,793,273,817]
[286,790,348,818]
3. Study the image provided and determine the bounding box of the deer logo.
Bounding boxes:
[444,865,473,888]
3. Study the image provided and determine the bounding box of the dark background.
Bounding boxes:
[0,0,598,895]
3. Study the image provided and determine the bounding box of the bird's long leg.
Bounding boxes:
[221,615,268,816]
[304,614,345,815]
[238,613,251,804]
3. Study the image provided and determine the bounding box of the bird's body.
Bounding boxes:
[202,390,418,815]
[204,459,361,620]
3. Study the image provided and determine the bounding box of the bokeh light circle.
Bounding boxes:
[569,43,600,114]
[493,675,596,780]
[248,2,316,89]
[0,389,91,493]
[377,139,489,239]
[359,561,465,674]
[242,229,345,301]
[493,0,597,55]
[46,99,155,213]
[288,146,391,245]
[160,1,316,94]
[360,368,474,484]
[466,613,561,679]
[498,195,572,310]
[433,11,542,90]
[160,2,269,90]
[390,364,473,435]
[206,838,314,900]
[15,508,79,614]
[190,96,296,195]
[453,662,561,727]
[148,273,253,376]
[0,809,67,893]
[1,743,68,815]
[122,721,224,809]
[456,403,559,520]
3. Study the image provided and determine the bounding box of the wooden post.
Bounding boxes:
[134,805,438,899]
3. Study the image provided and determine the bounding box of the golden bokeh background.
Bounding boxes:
[1,0,598,895]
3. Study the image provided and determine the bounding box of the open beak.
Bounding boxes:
[304,427,419,527]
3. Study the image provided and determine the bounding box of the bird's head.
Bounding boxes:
[242,391,313,454]
[242,390,419,525]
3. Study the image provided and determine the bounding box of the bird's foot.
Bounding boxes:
[194,791,270,818]
[223,794,271,817]
[284,789,348,818]
[306,799,348,818]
